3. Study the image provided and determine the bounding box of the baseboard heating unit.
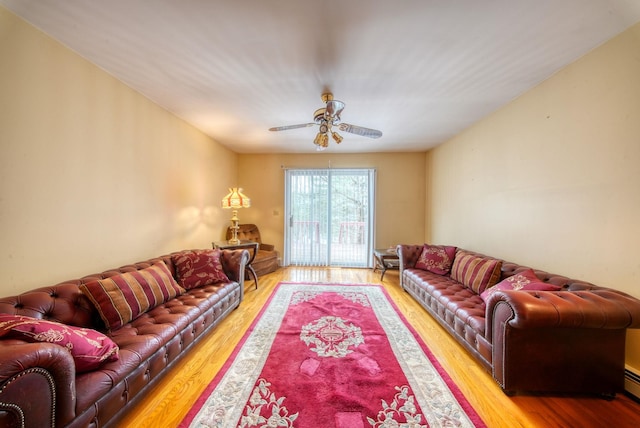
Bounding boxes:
[625,365,640,400]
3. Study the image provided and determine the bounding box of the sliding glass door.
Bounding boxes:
[284,168,375,267]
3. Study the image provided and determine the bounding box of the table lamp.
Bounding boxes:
[221,187,251,244]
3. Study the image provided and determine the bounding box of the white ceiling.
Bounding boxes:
[3,0,640,153]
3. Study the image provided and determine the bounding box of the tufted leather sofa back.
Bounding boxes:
[500,262,598,291]
[0,254,177,330]
[457,248,600,291]
[398,244,602,292]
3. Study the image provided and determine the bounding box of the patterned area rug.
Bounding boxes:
[180,282,485,427]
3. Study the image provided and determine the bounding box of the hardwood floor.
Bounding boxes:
[119,267,640,427]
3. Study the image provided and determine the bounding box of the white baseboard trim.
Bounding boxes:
[624,365,640,399]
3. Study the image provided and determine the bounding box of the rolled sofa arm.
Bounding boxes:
[485,288,640,394]
[220,249,249,287]
[396,244,422,288]
[485,288,640,334]
[0,341,77,428]
[259,243,275,252]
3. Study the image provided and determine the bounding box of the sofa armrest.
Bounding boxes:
[259,243,275,252]
[219,249,249,287]
[396,244,422,288]
[0,341,77,428]
[485,289,640,335]
[485,288,640,394]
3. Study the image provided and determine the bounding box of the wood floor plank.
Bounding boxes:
[119,268,640,427]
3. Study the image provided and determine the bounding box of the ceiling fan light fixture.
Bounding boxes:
[313,131,322,146]
[320,133,329,148]
[313,131,328,149]
[331,131,343,144]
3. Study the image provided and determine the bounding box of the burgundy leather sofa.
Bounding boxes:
[0,249,248,428]
[398,244,640,396]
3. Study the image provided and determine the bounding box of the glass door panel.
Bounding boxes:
[285,168,374,267]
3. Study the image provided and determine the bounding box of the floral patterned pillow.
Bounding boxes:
[480,269,561,301]
[415,244,457,275]
[172,249,230,289]
[0,314,119,372]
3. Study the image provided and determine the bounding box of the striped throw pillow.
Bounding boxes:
[80,261,185,331]
[450,250,502,294]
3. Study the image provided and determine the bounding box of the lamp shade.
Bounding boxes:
[221,188,251,209]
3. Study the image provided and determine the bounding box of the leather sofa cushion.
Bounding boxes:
[404,268,486,336]
[252,250,279,277]
[74,280,237,414]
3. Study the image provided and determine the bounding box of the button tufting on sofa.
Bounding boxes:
[0,248,249,428]
[398,243,640,397]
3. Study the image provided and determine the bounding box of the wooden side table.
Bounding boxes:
[373,248,400,280]
[213,240,260,289]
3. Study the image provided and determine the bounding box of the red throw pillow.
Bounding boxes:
[0,314,119,372]
[172,249,230,289]
[450,250,502,294]
[415,244,457,275]
[480,268,562,301]
[80,261,185,331]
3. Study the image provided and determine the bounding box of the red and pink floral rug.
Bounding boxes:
[181,282,485,427]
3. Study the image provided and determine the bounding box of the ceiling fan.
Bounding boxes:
[269,93,383,151]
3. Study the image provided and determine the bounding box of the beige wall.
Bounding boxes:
[428,23,640,368]
[236,153,427,257]
[0,8,237,294]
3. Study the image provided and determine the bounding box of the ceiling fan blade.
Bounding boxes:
[269,123,315,132]
[338,123,383,139]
